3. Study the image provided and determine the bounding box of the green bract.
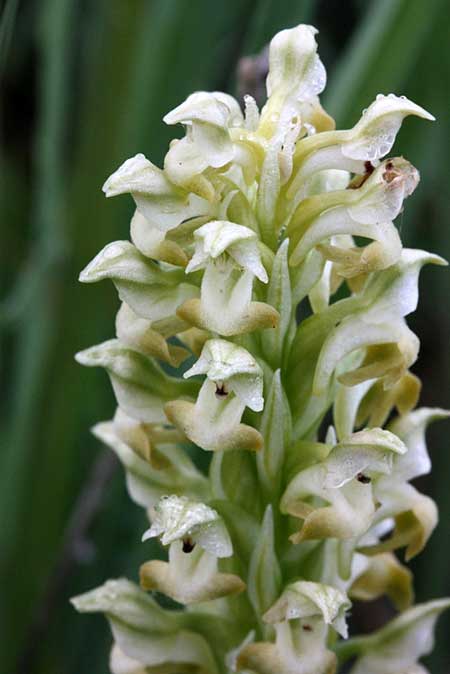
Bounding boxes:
[75,23,449,674]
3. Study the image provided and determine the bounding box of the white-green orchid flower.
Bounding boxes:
[281,428,406,543]
[140,495,245,604]
[238,581,350,674]
[165,339,264,452]
[178,220,278,336]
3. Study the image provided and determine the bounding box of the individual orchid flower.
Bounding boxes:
[140,495,245,604]
[162,91,261,202]
[165,338,264,452]
[237,581,350,674]
[281,429,406,543]
[178,220,278,336]
[254,25,334,246]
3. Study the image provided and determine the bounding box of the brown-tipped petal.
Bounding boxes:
[177,298,279,336]
[359,493,438,561]
[140,559,245,605]
[350,552,414,611]
[237,641,337,674]
[177,327,211,357]
[164,400,264,453]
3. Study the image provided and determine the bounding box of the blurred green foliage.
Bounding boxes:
[0,1,449,672]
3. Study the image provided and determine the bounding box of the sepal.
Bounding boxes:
[75,339,197,422]
[183,338,264,412]
[102,153,210,231]
[71,579,218,673]
[261,24,326,141]
[164,91,237,169]
[79,240,198,321]
[388,407,450,481]
[343,94,434,162]
[186,220,267,282]
[263,581,350,638]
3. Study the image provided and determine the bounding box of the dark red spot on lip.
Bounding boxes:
[302,624,313,632]
[364,160,375,175]
[182,538,195,553]
[383,161,399,183]
[215,383,228,399]
[357,473,371,484]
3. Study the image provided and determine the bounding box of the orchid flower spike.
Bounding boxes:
[74,22,448,674]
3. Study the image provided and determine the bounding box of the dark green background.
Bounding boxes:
[1,1,449,672]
